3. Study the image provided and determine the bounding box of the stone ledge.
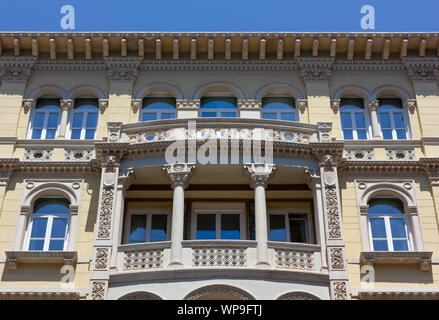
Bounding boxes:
[357,289,439,300]
[5,251,78,271]
[360,251,433,272]
[0,290,80,300]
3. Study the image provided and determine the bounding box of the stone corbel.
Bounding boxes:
[98,99,108,114]
[366,100,379,112]
[118,168,135,190]
[131,99,142,113]
[0,58,35,84]
[404,58,439,83]
[297,99,308,113]
[22,99,34,114]
[407,99,417,114]
[330,99,341,113]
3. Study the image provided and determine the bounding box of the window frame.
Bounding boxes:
[199,96,238,118]
[191,208,246,240]
[339,98,371,140]
[267,208,312,243]
[139,97,177,122]
[261,96,298,122]
[67,99,99,140]
[367,197,414,252]
[28,99,62,140]
[124,209,171,244]
[377,98,410,140]
[23,198,70,251]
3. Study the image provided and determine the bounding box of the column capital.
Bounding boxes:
[244,163,276,189]
[304,168,321,190]
[60,99,73,111]
[163,163,195,189]
[366,100,379,112]
[118,168,135,191]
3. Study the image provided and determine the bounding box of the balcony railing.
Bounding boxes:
[116,240,323,274]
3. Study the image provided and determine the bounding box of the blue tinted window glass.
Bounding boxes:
[34,113,45,127]
[368,198,404,214]
[51,218,68,238]
[355,113,366,129]
[201,112,217,118]
[74,99,99,111]
[340,98,364,111]
[379,104,401,110]
[197,214,216,239]
[262,113,277,120]
[373,240,389,251]
[31,129,42,139]
[370,218,387,238]
[393,240,409,251]
[340,113,352,128]
[379,113,391,129]
[129,215,146,243]
[85,129,95,140]
[269,215,286,241]
[142,113,157,121]
[34,198,70,214]
[221,112,236,118]
[47,113,59,128]
[71,129,81,140]
[31,218,48,238]
[36,98,60,110]
[49,240,65,250]
[390,219,407,238]
[382,129,393,140]
[200,97,237,109]
[86,113,98,128]
[280,113,295,121]
[393,112,405,128]
[357,129,367,140]
[343,129,353,140]
[161,112,176,119]
[396,129,407,140]
[45,129,56,139]
[150,215,167,242]
[72,113,83,128]
[262,97,295,110]
[221,214,240,240]
[29,240,45,250]
[143,98,176,110]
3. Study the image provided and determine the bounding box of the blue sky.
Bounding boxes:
[0,0,438,32]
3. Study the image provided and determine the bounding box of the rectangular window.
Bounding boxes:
[126,211,170,244]
[268,211,310,243]
[192,209,244,240]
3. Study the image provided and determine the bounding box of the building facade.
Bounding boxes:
[0,32,438,300]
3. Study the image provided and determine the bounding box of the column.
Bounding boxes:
[366,100,381,139]
[313,150,350,300]
[110,168,134,269]
[163,163,195,267]
[305,169,328,270]
[57,99,72,139]
[89,156,119,300]
[244,163,275,267]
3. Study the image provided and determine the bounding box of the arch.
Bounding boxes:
[191,81,247,100]
[254,82,306,100]
[25,84,67,100]
[183,285,255,300]
[276,291,321,300]
[359,183,416,208]
[23,182,79,208]
[372,85,415,101]
[118,291,162,300]
[133,82,185,100]
[332,85,372,101]
[67,85,107,100]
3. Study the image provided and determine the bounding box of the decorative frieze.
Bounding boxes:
[325,183,342,239]
[385,149,415,161]
[105,57,142,82]
[404,57,439,82]
[176,99,200,110]
[331,281,348,300]
[24,149,53,161]
[0,58,35,83]
[238,99,262,111]
[91,281,106,300]
[298,57,333,82]
[107,122,123,143]
[124,249,163,270]
[329,247,345,270]
[64,149,94,161]
[192,248,246,267]
[274,249,314,271]
[345,149,374,161]
[94,248,110,271]
[317,122,332,142]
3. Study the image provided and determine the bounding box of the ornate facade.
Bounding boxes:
[0,32,438,300]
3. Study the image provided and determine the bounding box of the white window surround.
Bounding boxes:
[354,180,425,253]
[190,202,246,240]
[123,209,171,244]
[23,200,71,251]
[12,180,83,253]
[138,96,177,122]
[366,198,414,252]
[267,208,313,244]
[260,95,299,122]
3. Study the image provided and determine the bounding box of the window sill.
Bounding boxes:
[5,251,78,271]
[360,251,432,272]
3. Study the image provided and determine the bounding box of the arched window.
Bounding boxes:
[368,198,412,251]
[24,198,70,251]
[378,98,408,140]
[340,98,369,140]
[261,97,297,121]
[199,97,237,118]
[29,98,61,139]
[140,97,176,121]
[69,98,99,140]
